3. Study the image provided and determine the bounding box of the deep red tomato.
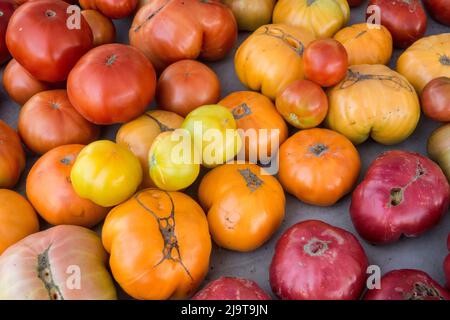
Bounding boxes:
[67,43,157,124]
[18,90,100,154]
[423,0,450,26]
[367,0,427,48]
[365,269,450,300]
[445,234,450,289]
[80,0,138,19]
[303,39,348,87]
[81,9,116,47]
[0,120,25,188]
[156,60,221,117]
[6,0,93,82]
[270,220,368,300]
[192,277,271,300]
[347,0,362,6]
[421,77,450,122]
[2,59,52,105]
[0,0,16,64]
[351,150,450,244]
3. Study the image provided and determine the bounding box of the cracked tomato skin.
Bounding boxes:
[270,220,368,300]
[0,225,117,300]
[350,151,450,245]
[130,0,237,72]
[192,277,271,300]
[102,189,211,300]
[365,269,450,300]
[445,234,450,289]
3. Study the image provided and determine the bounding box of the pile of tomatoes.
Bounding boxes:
[0,0,449,301]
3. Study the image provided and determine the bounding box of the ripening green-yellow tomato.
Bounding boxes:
[148,131,200,191]
[71,140,143,207]
[181,105,242,168]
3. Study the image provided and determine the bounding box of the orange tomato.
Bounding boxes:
[81,9,116,47]
[0,120,25,188]
[279,128,361,206]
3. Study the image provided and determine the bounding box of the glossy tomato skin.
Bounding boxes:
[270,220,368,300]
[275,79,328,129]
[421,77,450,122]
[223,0,275,31]
[423,0,450,26]
[0,120,25,188]
[130,0,237,72]
[367,0,427,48]
[81,9,116,47]
[26,145,109,227]
[80,0,138,19]
[445,234,450,288]
[0,0,16,64]
[365,269,450,300]
[351,151,450,244]
[2,59,51,105]
[0,189,39,255]
[193,277,271,300]
[303,39,348,87]
[67,43,156,124]
[157,60,221,117]
[18,90,100,154]
[6,0,93,82]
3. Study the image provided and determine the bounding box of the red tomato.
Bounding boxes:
[270,220,368,300]
[303,39,348,87]
[156,60,221,117]
[275,79,328,129]
[81,9,116,47]
[67,43,157,124]
[365,269,450,300]
[2,59,52,105]
[421,77,450,122]
[423,0,450,26]
[192,277,271,300]
[367,0,427,48]
[6,0,93,82]
[445,234,450,289]
[351,150,450,244]
[0,0,16,64]
[80,0,138,19]
[18,90,100,154]
[347,0,362,6]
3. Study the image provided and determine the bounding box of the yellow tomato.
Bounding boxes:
[334,23,393,65]
[397,33,450,93]
[181,105,242,168]
[223,0,276,31]
[235,24,315,100]
[273,0,349,38]
[326,64,420,145]
[148,131,200,191]
[71,140,143,207]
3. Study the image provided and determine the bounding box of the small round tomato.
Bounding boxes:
[71,140,143,207]
[156,60,221,117]
[81,10,116,47]
[421,77,450,122]
[182,105,242,168]
[303,39,348,87]
[67,43,156,125]
[80,0,138,19]
[368,0,427,48]
[18,90,100,154]
[116,110,184,189]
[0,120,25,188]
[423,0,450,26]
[275,80,328,129]
[6,0,93,82]
[149,131,200,191]
[0,0,16,64]
[0,189,39,255]
[27,145,109,227]
[2,59,52,105]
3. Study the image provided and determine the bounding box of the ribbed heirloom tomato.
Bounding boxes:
[102,189,211,300]
[80,0,137,19]
[67,43,156,124]
[26,145,109,227]
[6,0,93,82]
[0,0,16,64]
[0,120,25,188]
[18,90,100,154]
[81,9,116,47]
[199,163,285,252]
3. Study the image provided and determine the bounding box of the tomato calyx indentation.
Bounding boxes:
[60,155,75,165]
[388,161,426,207]
[238,168,263,192]
[404,282,445,300]
[145,113,173,132]
[45,10,56,18]
[0,11,4,17]
[37,244,64,300]
[309,143,328,157]
[439,55,450,66]
[307,0,316,6]
[231,103,252,120]
[105,54,117,66]
[261,26,305,56]
[340,69,413,92]
[303,238,330,256]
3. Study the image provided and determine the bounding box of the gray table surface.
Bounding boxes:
[1,1,449,299]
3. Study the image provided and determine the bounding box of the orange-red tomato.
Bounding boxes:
[0,120,25,188]
[303,39,348,87]
[275,80,328,129]
[81,9,116,47]
[2,59,52,105]
[26,144,109,227]
[157,60,221,117]
[18,90,100,154]
[80,0,138,19]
